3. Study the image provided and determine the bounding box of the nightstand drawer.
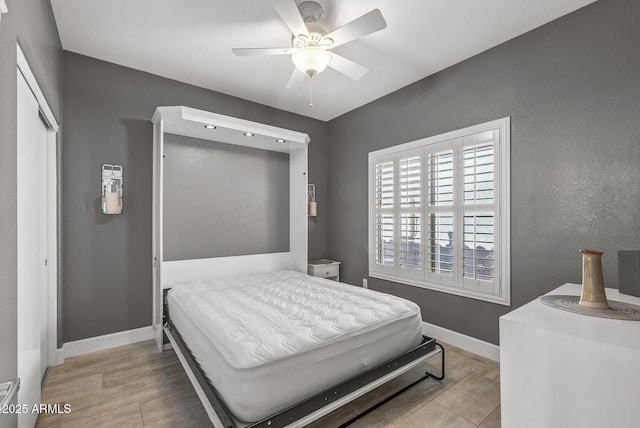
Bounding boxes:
[309,264,339,278]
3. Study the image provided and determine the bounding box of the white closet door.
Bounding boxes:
[17,70,48,428]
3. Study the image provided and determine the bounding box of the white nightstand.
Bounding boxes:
[307,259,341,282]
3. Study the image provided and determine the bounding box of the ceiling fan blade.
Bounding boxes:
[271,0,309,37]
[232,48,294,57]
[286,68,306,88]
[325,9,387,48]
[328,53,368,80]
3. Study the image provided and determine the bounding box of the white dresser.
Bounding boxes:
[500,283,640,428]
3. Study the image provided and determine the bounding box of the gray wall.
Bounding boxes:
[0,0,63,397]
[163,133,290,261]
[326,0,640,344]
[63,52,327,342]
[7,0,633,358]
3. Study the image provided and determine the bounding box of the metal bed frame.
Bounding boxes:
[163,289,445,428]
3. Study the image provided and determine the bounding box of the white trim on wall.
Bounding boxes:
[16,43,61,369]
[16,45,59,131]
[46,124,58,367]
[422,321,500,362]
[62,326,155,359]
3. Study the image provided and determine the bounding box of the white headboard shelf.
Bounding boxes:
[151,106,309,351]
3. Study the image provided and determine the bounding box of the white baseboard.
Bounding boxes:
[422,322,500,362]
[53,348,65,366]
[62,326,155,359]
[58,323,496,365]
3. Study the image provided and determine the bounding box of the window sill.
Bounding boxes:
[369,272,511,306]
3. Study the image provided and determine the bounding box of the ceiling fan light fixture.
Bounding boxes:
[292,47,331,77]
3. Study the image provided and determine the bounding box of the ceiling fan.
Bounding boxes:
[232,0,387,89]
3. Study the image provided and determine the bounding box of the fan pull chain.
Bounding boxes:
[308,75,313,108]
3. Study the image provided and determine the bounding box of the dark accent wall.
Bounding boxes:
[163,133,290,261]
[326,0,640,344]
[62,52,327,342]
[0,0,63,397]
[7,0,635,358]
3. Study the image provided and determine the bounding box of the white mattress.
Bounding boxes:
[167,270,422,422]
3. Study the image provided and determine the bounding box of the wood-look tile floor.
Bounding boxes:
[37,340,500,428]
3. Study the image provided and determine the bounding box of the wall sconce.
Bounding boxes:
[308,184,317,217]
[0,1,7,27]
[102,164,123,215]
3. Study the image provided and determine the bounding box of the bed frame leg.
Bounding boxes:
[425,342,445,381]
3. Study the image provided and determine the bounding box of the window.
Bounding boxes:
[368,118,510,305]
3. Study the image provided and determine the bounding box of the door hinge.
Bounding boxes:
[44,259,48,267]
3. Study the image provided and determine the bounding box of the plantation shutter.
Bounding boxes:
[373,159,395,273]
[375,161,394,210]
[425,142,456,285]
[398,153,422,277]
[461,130,499,294]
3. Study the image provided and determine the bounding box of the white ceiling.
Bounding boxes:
[50,0,597,121]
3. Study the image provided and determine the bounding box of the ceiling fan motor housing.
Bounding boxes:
[293,28,332,49]
[298,1,323,23]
